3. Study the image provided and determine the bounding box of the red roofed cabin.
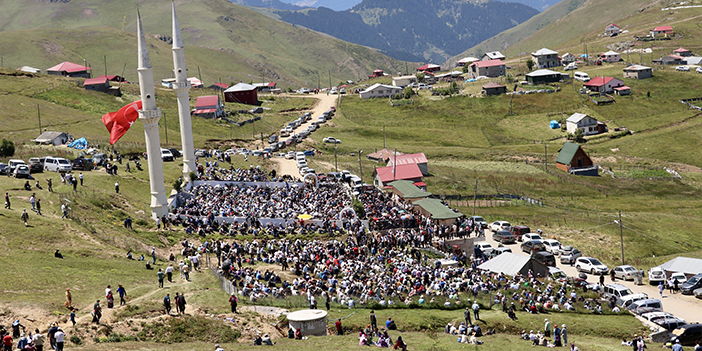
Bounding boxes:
[650,26,674,37]
[84,76,121,96]
[369,69,385,78]
[386,152,429,176]
[373,163,423,188]
[223,83,258,105]
[193,95,225,119]
[208,82,229,91]
[674,48,693,57]
[100,75,127,82]
[47,61,90,78]
[416,64,440,73]
[583,77,624,94]
[605,24,620,36]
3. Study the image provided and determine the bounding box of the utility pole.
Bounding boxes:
[383,123,386,149]
[317,71,320,90]
[544,144,548,171]
[334,145,338,172]
[197,66,202,88]
[619,210,625,265]
[37,104,42,135]
[472,179,478,217]
[328,70,332,91]
[163,111,168,146]
[104,55,107,77]
[358,150,363,177]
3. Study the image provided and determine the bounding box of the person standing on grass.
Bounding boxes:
[229,293,238,314]
[61,203,67,219]
[117,284,127,306]
[65,288,72,309]
[152,247,157,264]
[165,264,174,283]
[472,300,480,321]
[164,293,172,314]
[464,307,472,326]
[335,319,343,335]
[79,173,83,186]
[158,268,164,288]
[115,181,119,194]
[30,193,36,212]
[21,209,29,227]
[4,192,10,209]
[36,198,42,216]
[47,179,53,193]
[369,310,377,330]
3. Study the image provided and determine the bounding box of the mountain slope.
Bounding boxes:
[450,0,657,63]
[272,0,539,63]
[0,0,408,86]
[231,0,308,10]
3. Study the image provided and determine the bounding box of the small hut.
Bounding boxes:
[287,310,328,336]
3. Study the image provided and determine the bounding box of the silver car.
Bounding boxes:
[612,265,639,281]
[560,247,582,264]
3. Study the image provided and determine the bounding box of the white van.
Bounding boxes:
[349,175,362,188]
[44,157,73,172]
[574,71,590,82]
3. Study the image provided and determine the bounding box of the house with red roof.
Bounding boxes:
[673,47,693,57]
[369,69,385,78]
[605,24,620,36]
[583,76,625,94]
[416,63,440,72]
[386,152,429,176]
[193,95,225,119]
[367,149,404,162]
[84,76,121,96]
[373,163,423,188]
[208,82,229,91]
[99,75,127,82]
[651,26,674,37]
[253,82,277,92]
[468,59,505,79]
[47,61,90,78]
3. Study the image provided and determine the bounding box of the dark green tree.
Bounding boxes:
[0,139,15,157]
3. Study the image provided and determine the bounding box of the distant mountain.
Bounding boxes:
[271,0,539,63]
[278,0,363,11]
[500,0,561,11]
[231,0,309,11]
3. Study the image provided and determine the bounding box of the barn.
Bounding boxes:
[556,142,597,176]
[47,61,90,78]
[224,83,258,105]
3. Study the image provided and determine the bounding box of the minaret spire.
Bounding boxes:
[171,1,197,181]
[136,9,168,219]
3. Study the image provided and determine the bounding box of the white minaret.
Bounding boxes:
[171,2,197,181]
[136,10,169,219]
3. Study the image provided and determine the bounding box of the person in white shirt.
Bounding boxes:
[54,327,65,351]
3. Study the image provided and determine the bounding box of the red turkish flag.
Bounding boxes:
[102,101,142,145]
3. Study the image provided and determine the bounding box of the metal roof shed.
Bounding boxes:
[477,252,549,277]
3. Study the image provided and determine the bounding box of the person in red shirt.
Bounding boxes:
[3,334,13,351]
[335,319,343,336]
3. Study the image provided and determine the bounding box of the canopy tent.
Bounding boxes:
[67,137,87,149]
[550,120,560,129]
[477,252,549,277]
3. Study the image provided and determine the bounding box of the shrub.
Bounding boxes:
[173,178,182,192]
[0,139,15,157]
[69,335,82,345]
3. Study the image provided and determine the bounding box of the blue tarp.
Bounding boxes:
[549,120,560,129]
[67,137,87,149]
[580,54,588,58]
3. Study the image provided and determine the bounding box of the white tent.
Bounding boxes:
[659,257,702,278]
[477,252,549,277]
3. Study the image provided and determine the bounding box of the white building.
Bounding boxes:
[566,113,599,136]
[482,51,505,61]
[561,53,576,64]
[359,83,403,99]
[605,24,620,36]
[392,75,417,87]
[532,48,560,69]
[602,51,622,63]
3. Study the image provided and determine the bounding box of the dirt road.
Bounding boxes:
[272,93,339,177]
[480,230,702,324]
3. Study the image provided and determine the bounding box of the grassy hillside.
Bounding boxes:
[450,0,657,63]
[0,0,408,87]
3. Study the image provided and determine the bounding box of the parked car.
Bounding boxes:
[670,272,688,284]
[676,66,690,71]
[542,239,561,254]
[0,163,8,175]
[8,159,26,174]
[72,157,94,171]
[627,298,663,315]
[671,323,702,346]
[575,257,609,275]
[680,273,702,295]
[475,243,494,255]
[649,267,666,285]
[488,247,512,259]
[564,62,578,71]
[697,67,702,74]
[323,137,342,144]
[44,157,72,173]
[521,233,542,242]
[303,150,315,156]
[521,240,546,254]
[641,311,675,322]
[493,230,517,244]
[417,83,431,90]
[549,267,567,281]
[161,149,174,162]
[490,221,511,232]
[532,252,556,267]
[13,164,30,178]
[559,246,582,264]
[612,265,639,281]
[468,216,488,229]
[655,317,688,332]
[168,148,181,158]
[694,287,702,299]
[604,284,648,307]
[511,225,531,241]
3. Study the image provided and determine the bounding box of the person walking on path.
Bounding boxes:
[166,264,174,283]
[61,203,68,219]
[70,309,76,327]
[464,306,472,326]
[472,301,480,321]
[658,282,665,298]
[157,269,164,288]
[65,288,72,309]
[177,293,187,314]
[92,301,102,324]
[115,182,119,194]
[229,293,238,314]
[54,327,64,351]
[32,329,44,351]
[164,294,172,314]
[182,264,190,281]
[30,193,36,212]
[117,284,127,306]
[151,247,157,265]
[4,192,10,209]
[21,209,29,227]
[36,199,42,216]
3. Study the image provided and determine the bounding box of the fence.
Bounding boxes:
[210,267,238,296]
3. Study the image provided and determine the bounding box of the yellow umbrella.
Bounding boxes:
[297,214,313,220]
